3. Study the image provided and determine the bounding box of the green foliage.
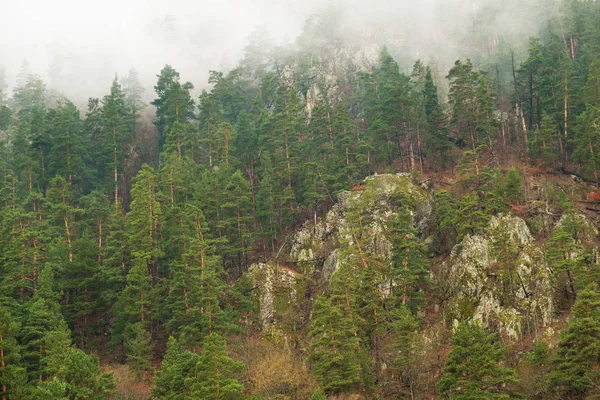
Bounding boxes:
[392,306,421,397]
[308,296,362,394]
[126,323,153,378]
[310,388,327,400]
[550,284,600,397]
[439,323,518,399]
[390,207,428,308]
[187,333,244,400]
[1,5,600,398]
[153,336,199,399]
[0,306,27,399]
[57,348,115,400]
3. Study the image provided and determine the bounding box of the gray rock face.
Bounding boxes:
[249,173,595,339]
[249,174,431,330]
[248,262,307,331]
[438,214,554,339]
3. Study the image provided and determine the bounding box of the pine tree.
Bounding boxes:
[308,296,362,394]
[127,164,162,278]
[530,113,560,169]
[99,204,129,308]
[111,259,152,363]
[390,207,428,307]
[392,305,421,399]
[438,323,518,399]
[153,336,199,400]
[221,170,253,269]
[46,101,87,189]
[125,322,153,378]
[198,90,223,167]
[28,379,68,400]
[187,333,244,400]
[549,284,600,397]
[256,152,277,253]
[101,77,133,204]
[58,348,114,400]
[423,66,451,169]
[122,68,146,127]
[547,213,582,300]
[19,267,68,382]
[151,65,194,154]
[447,60,496,163]
[0,306,26,400]
[165,204,227,348]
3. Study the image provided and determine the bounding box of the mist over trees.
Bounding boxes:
[1,0,600,398]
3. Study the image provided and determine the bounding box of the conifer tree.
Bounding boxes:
[125,322,153,378]
[308,296,362,394]
[221,170,253,269]
[126,164,162,278]
[390,207,428,307]
[101,77,132,204]
[46,101,87,189]
[530,113,560,169]
[99,204,129,308]
[438,323,518,399]
[547,213,583,299]
[423,66,451,169]
[392,305,421,399]
[111,259,152,363]
[198,90,223,167]
[256,152,277,253]
[151,65,194,154]
[153,336,199,399]
[165,204,227,348]
[549,284,600,397]
[0,306,26,400]
[122,68,146,127]
[187,333,244,400]
[57,348,114,400]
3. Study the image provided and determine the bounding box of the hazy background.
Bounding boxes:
[1,0,548,101]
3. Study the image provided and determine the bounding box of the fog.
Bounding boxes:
[1,0,548,102]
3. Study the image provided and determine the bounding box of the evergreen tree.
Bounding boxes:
[308,296,362,394]
[423,66,451,169]
[153,336,199,400]
[58,348,114,400]
[165,204,227,348]
[187,333,244,400]
[438,323,518,399]
[390,207,428,307]
[549,284,600,397]
[125,322,153,378]
[126,164,162,278]
[46,101,87,189]
[101,77,133,204]
[0,306,26,400]
[122,68,146,126]
[392,306,421,399]
[151,65,194,153]
[111,259,152,363]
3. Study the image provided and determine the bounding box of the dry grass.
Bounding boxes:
[105,364,152,400]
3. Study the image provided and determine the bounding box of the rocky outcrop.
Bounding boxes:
[249,172,596,339]
[438,214,554,339]
[249,173,431,330]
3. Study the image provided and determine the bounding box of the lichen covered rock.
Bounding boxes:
[250,173,431,330]
[288,173,431,279]
[439,214,554,339]
[249,262,308,330]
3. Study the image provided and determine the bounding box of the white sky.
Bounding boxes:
[1,0,543,101]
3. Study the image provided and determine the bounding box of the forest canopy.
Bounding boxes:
[1,0,600,399]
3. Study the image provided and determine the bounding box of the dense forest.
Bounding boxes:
[1,0,600,399]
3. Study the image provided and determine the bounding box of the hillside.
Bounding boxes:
[1,1,600,399]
